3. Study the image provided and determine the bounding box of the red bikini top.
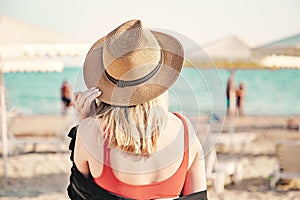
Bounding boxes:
[93,113,189,199]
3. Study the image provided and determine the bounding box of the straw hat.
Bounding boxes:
[83,19,184,106]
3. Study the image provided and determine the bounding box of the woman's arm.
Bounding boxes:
[73,124,90,177]
[182,138,207,195]
[181,117,207,195]
[73,118,101,178]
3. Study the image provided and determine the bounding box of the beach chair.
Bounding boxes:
[0,108,22,155]
[205,132,257,193]
[205,147,243,193]
[0,106,24,177]
[270,140,300,189]
[1,110,74,155]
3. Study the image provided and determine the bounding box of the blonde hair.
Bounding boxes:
[95,92,168,155]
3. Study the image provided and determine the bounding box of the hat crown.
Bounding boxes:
[103,20,161,81]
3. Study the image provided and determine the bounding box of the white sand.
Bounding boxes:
[1,115,300,199]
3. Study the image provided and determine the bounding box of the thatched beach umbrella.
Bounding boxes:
[186,35,260,69]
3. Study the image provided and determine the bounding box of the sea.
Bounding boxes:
[3,66,300,116]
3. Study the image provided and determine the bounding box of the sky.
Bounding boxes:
[0,0,300,47]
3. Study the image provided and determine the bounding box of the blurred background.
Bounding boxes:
[0,1,300,200]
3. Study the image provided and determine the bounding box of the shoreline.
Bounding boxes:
[8,113,78,137]
[7,113,300,136]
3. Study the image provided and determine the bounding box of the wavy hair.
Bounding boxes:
[94,92,168,155]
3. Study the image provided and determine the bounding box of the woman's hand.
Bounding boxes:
[73,87,102,121]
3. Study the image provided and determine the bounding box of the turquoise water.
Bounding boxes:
[3,67,300,116]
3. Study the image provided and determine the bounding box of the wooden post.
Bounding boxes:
[0,72,8,178]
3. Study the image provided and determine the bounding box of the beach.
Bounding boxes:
[1,114,300,200]
[1,0,300,199]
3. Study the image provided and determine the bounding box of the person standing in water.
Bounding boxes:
[61,80,73,115]
[236,82,246,116]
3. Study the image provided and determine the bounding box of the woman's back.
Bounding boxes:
[74,112,202,199]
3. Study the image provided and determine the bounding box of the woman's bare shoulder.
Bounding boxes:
[78,117,100,132]
[77,117,103,144]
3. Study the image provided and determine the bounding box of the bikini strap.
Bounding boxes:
[173,112,189,167]
[103,137,111,166]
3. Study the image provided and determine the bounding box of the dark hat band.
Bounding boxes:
[104,51,163,88]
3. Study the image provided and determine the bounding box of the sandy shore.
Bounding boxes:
[1,114,300,199]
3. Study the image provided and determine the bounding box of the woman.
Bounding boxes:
[68,19,207,200]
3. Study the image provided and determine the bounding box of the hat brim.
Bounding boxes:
[83,30,184,106]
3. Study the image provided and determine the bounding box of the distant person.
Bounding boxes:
[236,82,246,116]
[67,20,207,199]
[60,80,73,114]
[226,71,236,116]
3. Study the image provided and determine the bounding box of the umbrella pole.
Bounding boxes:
[226,69,236,133]
[0,72,8,178]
